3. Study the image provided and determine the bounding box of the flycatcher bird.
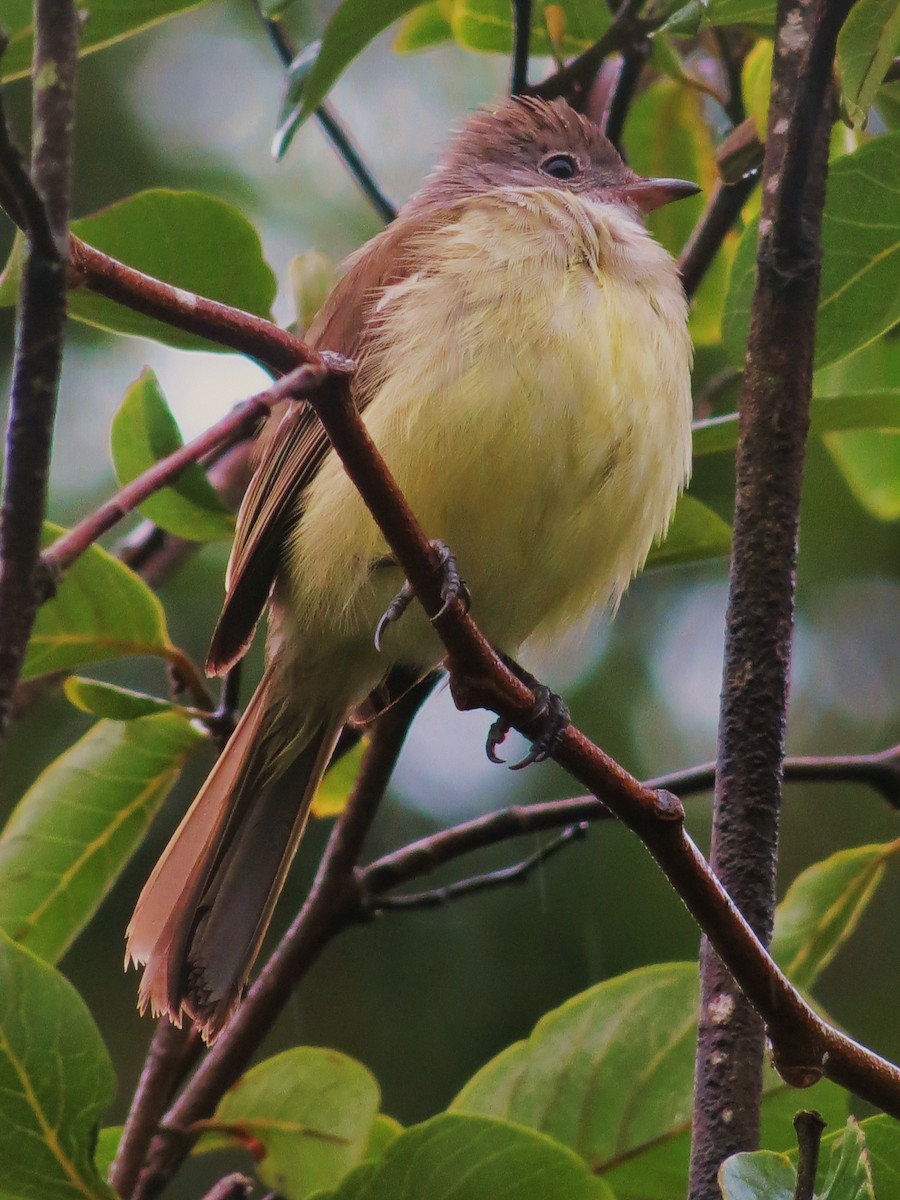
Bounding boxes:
[127,97,697,1039]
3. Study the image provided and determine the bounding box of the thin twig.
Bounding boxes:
[602,43,650,153]
[792,1111,826,1200]
[371,822,589,910]
[41,361,340,578]
[679,175,758,299]
[260,9,396,223]
[689,0,858,1194]
[133,678,435,1200]
[0,2,79,742]
[510,0,533,96]
[527,0,649,108]
[713,28,747,127]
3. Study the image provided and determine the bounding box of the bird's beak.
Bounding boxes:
[610,177,701,213]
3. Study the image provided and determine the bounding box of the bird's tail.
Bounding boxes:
[126,667,341,1041]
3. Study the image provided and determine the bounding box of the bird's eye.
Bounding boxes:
[540,153,579,180]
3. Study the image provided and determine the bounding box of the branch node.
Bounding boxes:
[653,789,685,821]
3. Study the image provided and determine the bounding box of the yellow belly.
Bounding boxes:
[283,189,692,713]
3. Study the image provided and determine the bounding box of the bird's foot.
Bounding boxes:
[486,681,570,770]
[374,541,469,651]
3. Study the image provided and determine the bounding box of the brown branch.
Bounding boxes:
[285,357,900,1117]
[41,361,338,578]
[792,1111,826,1200]
[527,0,649,108]
[689,0,859,1194]
[132,677,435,1200]
[0,3,79,742]
[679,175,758,299]
[196,1174,252,1200]
[510,0,533,96]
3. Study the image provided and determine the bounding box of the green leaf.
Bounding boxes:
[110,370,235,541]
[704,0,776,31]
[365,1114,403,1160]
[824,429,900,521]
[0,713,205,964]
[771,842,899,993]
[449,0,610,56]
[0,930,116,1200]
[646,495,732,569]
[846,1116,900,1196]
[0,0,209,82]
[296,2,427,125]
[64,677,181,721]
[837,0,900,128]
[818,1118,876,1200]
[741,38,773,139]
[723,135,900,370]
[692,390,900,457]
[312,737,369,819]
[718,1150,796,1199]
[24,524,177,680]
[315,1113,610,1200]
[394,2,453,51]
[197,1048,380,1200]
[0,191,277,352]
[94,1127,123,1184]
[452,963,845,1199]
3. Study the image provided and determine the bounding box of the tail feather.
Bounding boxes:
[127,669,341,1040]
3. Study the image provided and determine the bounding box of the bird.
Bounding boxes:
[127,95,696,1040]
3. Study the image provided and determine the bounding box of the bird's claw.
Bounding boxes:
[484,685,570,771]
[374,541,469,651]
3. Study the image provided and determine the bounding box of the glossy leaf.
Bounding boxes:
[645,495,732,570]
[0,191,277,352]
[0,0,208,82]
[824,429,900,521]
[315,1113,611,1200]
[312,737,369,819]
[0,713,205,964]
[198,1048,380,1200]
[718,1151,796,1200]
[452,963,845,1199]
[24,524,177,680]
[64,677,182,721]
[0,931,116,1200]
[296,1,427,125]
[771,842,899,993]
[692,390,900,458]
[723,135,900,370]
[394,2,453,51]
[450,0,610,56]
[110,370,234,541]
[837,0,900,128]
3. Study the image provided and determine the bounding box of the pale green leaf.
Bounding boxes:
[0,713,205,963]
[394,2,453,51]
[314,1113,611,1199]
[718,1150,796,1199]
[64,677,181,721]
[837,0,900,128]
[0,0,209,82]
[111,370,234,541]
[311,737,369,819]
[94,1127,122,1184]
[449,0,610,56]
[0,931,116,1199]
[723,134,900,370]
[646,495,732,569]
[741,38,773,139]
[841,1116,900,1196]
[824,429,900,521]
[819,1118,876,1200]
[198,1048,380,1200]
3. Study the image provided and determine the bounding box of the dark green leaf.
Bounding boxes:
[0,713,205,963]
[771,843,899,993]
[646,495,732,569]
[197,1048,381,1200]
[110,370,234,541]
[837,0,900,128]
[0,191,277,352]
[824,429,900,521]
[692,390,900,457]
[718,1151,796,1199]
[64,677,182,721]
[0,0,209,82]
[315,1113,611,1200]
[24,524,177,680]
[704,0,776,31]
[723,135,900,370]
[0,931,116,1199]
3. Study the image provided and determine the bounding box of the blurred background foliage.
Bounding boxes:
[0,0,897,1194]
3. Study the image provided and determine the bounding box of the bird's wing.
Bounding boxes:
[206,211,442,675]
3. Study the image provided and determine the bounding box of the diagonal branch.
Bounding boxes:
[527,0,650,107]
[0,3,79,742]
[510,0,533,95]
